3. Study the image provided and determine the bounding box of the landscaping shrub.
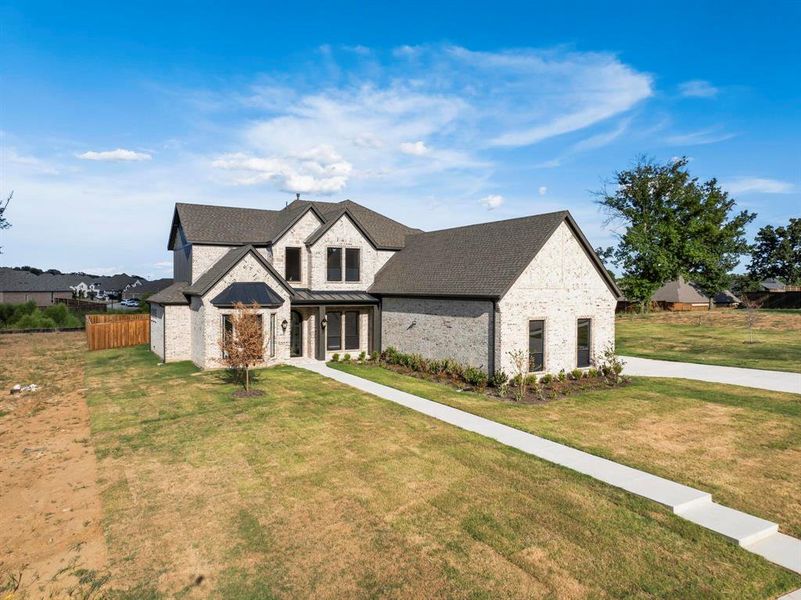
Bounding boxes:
[0,301,82,330]
[587,367,600,378]
[595,344,625,383]
[331,353,340,362]
[570,368,583,381]
[489,369,508,389]
[539,373,554,385]
[557,369,567,382]
[370,351,379,362]
[358,351,366,362]
[343,353,352,362]
[463,366,488,390]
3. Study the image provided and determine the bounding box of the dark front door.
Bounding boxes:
[290,310,303,357]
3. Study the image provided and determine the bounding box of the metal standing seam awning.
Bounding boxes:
[210,282,285,308]
[290,289,379,306]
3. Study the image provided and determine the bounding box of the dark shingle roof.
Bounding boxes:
[148,281,190,305]
[169,199,420,250]
[369,211,621,300]
[211,282,285,307]
[0,268,141,293]
[183,245,294,298]
[131,278,173,295]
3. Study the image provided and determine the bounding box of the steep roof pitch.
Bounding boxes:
[651,277,710,304]
[168,199,420,250]
[210,282,285,308]
[0,269,141,293]
[183,245,294,298]
[369,211,621,300]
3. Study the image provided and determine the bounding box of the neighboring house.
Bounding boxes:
[650,277,740,311]
[0,269,75,306]
[123,278,172,300]
[150,199,620,376]
[758,278,801,293]
[0,268,147,305]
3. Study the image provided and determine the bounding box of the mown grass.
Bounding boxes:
[82,345,801,598]
[331,361,801,540]
[616,309,801,372]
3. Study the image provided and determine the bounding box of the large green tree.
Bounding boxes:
[747,218,801,285]
[597,157,755,309]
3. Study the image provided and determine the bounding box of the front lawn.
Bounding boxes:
[616,309,801,372]
[331,361,801,540]
[83,345,800,598]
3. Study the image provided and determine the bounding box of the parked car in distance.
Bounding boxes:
[120,298,140,307]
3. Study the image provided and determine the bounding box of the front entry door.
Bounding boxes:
[290,310,303,357]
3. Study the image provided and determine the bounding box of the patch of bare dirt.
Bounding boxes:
[0,333,107,596]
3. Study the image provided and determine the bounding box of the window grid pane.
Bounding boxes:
[345,248,360,282]
[327,247,342,281]
[528,320,544,371]
[285,247,301,282]
[577,318,591,368]
[327,312,342,350]
[345,311,360,349]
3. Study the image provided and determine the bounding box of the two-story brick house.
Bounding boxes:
[149,198,621,376]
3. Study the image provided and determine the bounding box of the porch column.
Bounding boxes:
[316,305,326,360]
[370,303,381,355]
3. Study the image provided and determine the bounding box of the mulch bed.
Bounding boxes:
[362,361,628,404]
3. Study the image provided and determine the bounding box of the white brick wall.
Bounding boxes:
[381,297,492,370]
[190,245,272,283]
[191,252,292,369]
[164,305,192,361]
[308,215,394,291]
[271,211,322,288]
[496,221,617,376]
[150,303,165,359]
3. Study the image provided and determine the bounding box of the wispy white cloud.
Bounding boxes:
[571,119,630,153]
[212,144,352,193]
[5,148,60,174]
[399,141,429,155]
[679,80,719,98]
[724,177,795,195]
[481,194,504,210]
[78,149,152,161]
[665,128,735,146]
[538,186,548,196]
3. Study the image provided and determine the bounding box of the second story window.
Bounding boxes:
[327,247,342,281]
[285,247,301,282]
[345,248,360,281]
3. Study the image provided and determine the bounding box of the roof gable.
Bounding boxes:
[304,209,380,249]
[210,282,285,308]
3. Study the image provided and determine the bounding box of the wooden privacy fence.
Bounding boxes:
[86,313,150,351]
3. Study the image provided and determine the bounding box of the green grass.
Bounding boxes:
[616,309,801,372]
[82,345,801,598]
[331,361,801,539]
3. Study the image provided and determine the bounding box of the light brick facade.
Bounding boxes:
[496,221,616,376]
[271,210,322,288]
[308,215,394,291]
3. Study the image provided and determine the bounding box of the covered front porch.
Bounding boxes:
[288,290,380,361]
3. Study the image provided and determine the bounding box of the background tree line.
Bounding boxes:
[596,157,799,310]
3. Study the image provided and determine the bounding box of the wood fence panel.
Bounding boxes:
[85,313,150,351]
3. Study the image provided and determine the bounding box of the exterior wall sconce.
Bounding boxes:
[321,316,328,329]
[281,318,288,332]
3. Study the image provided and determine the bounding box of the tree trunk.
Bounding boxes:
[245,367,249,392]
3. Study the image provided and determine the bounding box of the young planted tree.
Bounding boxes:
[741,296,763,345]
[597,157,754,310]
[747,218,801,286]
[219,301,265,393]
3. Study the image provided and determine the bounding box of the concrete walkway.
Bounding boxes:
[297,360,801,576]
[621,355,801,394]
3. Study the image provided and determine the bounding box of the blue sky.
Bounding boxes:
[1,1,799,278]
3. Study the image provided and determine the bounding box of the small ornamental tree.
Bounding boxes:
[219,301,264,392]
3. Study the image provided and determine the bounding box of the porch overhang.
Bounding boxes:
[291,289,379,306]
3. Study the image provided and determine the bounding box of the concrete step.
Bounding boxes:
[745,532,801,574]
[680,501,778,547]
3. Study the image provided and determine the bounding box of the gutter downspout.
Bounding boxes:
[488,299,497,377]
